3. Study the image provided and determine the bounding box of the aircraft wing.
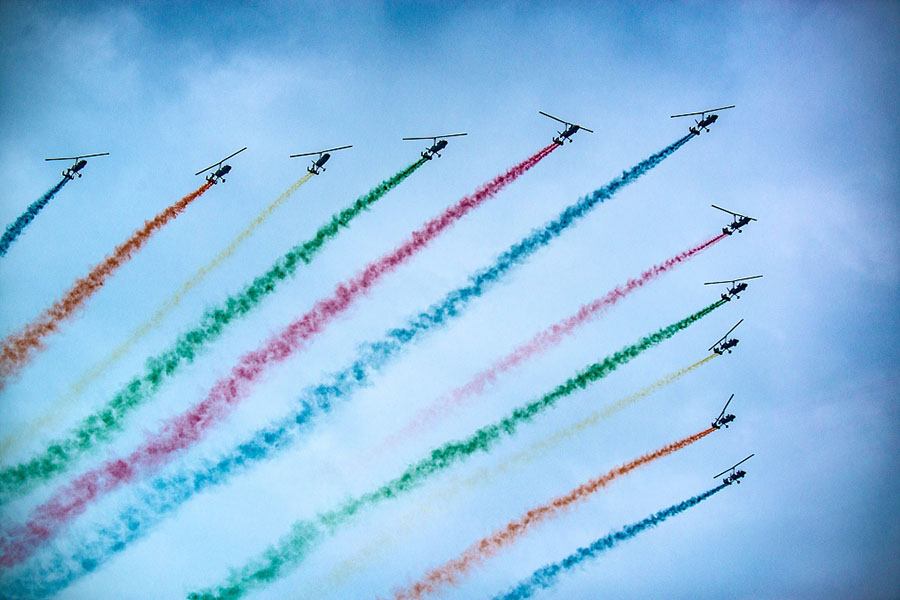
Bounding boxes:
[195,147,247,175]
[290,145,352,157]
[194,164,218,176]
[716,394,734,420]
[538,110,569,125]
[713,467,733,479]
[402,133,467,141]
[45,152,109,161]
[705,275,763,286]
[671,105,735,118]
[723,319,744,337]
[708,321,742,352]
[713,453,753,479]
[708,337,726,352]
[712,204,757,221]
[711,204,737,216]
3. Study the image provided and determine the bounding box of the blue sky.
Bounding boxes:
[0,1,898,598]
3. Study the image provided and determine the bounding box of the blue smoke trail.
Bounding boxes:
[0,179,69,257]
[493,484,729,600]
[3,134,694,597]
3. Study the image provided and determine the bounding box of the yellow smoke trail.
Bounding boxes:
[501,353,719,474]
[0,173,314,461]
[315,354,716,594]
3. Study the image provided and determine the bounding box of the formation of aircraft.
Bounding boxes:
[712,394,737,429]
[713,204,757,235]
[290,145,352,174]
[194,147,247,184]
[33,109,763,573]
[705,275,763,302]
[402,133,467,160]
[714,454,754,485]
[670,105,735,135]
[709,319,743,355]
[539,111,593,145]
[45,152,109,180]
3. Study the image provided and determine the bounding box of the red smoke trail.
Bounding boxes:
[389,427,717,600]
[0,181,214,386]
[0,144,557,567]
[381,233,727,449]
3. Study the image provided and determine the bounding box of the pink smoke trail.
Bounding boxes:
[379,232,727,450]
[0,144,557,567]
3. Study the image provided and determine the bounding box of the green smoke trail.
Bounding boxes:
[0,135,692,599]
[190,299,726,600]
[0,158,427,503]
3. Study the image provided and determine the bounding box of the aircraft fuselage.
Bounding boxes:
[315,154,331,169]
[63,159,88,179]
[423,139,448,159]
[724,469,746,485]
[554,124,581,145]
[207,164,231,184]
[714,414,736,429]
[698,114,718,128]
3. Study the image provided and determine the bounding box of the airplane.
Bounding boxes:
[290,145,352,175]
[709,319,743,355]
[194,147,247,184]
[45,152,110,180]
[402,133,467,160]
[712,204,757,235]
[714,453,754,485]
[670,105,735,135]
[712,394,737,429]
[704,275,763,302]
[539,111,593,145]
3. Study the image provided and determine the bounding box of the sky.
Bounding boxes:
[0,1,898,599]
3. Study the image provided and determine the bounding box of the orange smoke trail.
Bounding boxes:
[391,427,716,600]
[0,181,213,384]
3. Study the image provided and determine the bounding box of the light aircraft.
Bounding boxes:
[712,394,737,429]
[290,145,352,174]
[670,105,735,134]
[704,275,763,302]
[45,152,109,180]
[714,454,754,485]
[194,147,247,184]
[712,204,757,235]
[539,111,593,145]
[709,319,743,355]
[402,133,467,160]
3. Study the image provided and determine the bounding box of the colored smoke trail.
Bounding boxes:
[0,178,69,258]
[188,299,723,600]
[391,427,716,599]
[0,146,556,566]
[0,172,314,462]
[77,172,316,395]
[492,484,729,600]
[0,158,426,500]
[381,232,727,450]
[0,181,214,384]
[1,134,693,597]
[320,357,715,595]
[502,354,719,474]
